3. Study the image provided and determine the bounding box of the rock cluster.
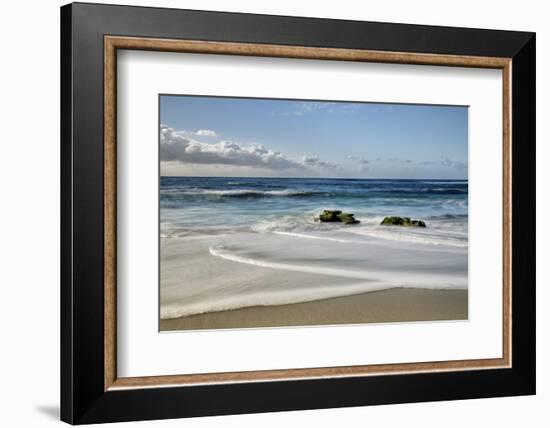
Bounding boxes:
[380,216,426,227]
[318,210,360,224]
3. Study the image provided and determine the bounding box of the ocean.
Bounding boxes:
[159,177,468,320]
[160,176,468,247]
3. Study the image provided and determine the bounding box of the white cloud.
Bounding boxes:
[195,129,217,137]
[348,156,411,165]
[301,155,337,169]
[293,102,335,116]
[349,155,464,170]
[160,125,335,171]
[440,156,467,170]
[420,156,467,170]
[289,102,362,116]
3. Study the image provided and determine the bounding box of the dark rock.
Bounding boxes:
[319,210,341,222]
[380,216,426,227]
[337,213,360,224]
[319,210,360,224]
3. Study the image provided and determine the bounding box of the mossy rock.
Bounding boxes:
[336,213,360,224]
[380,216,426,227]
[319,210,360,224]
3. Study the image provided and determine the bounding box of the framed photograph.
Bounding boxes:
[61,2,536,424]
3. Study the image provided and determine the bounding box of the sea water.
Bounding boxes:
[160,177,467,246]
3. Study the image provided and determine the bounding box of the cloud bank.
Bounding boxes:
[348,155,466,171]
[419,156,467,170]
[160,125,334,171]
[195,129,217,137]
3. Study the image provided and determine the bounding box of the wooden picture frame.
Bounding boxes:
[61,2,535,424]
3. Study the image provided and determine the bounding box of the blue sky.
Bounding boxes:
[160,95,468,179]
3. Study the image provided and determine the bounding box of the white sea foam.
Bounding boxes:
[272,231,353,243]
[345,227,468,248]
[251,213,320,233]
[161,281,394,319]
[251,213,467,248]
[208,244,466,286]
[163,188,317,197]
[209,245,377,279]
[160,231,467,319]
[161,232,233,240]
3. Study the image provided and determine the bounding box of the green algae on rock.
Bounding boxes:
[319,210,360,224]
[380,216,426,227]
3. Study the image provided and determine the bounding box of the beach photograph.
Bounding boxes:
[159,95,468,331]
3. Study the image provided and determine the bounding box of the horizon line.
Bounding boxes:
[159,175,468,181]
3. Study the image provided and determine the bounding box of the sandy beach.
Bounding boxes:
[160,287,467,331]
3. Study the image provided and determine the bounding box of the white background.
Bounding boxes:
[118,51,503,377]
[0,0,546,427]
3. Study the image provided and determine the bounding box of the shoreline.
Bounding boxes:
[160,287,468,331]
[160,230,467,321]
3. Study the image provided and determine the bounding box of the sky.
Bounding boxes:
[160,95,468,179]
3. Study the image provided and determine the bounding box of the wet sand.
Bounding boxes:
[160,287,467,331]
